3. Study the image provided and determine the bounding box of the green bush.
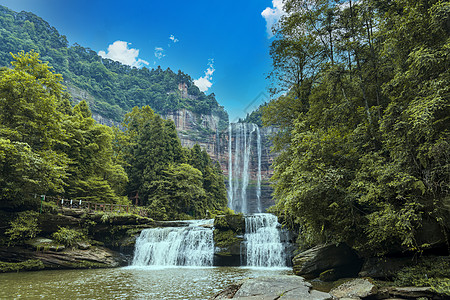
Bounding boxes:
[395,257,450,296]
[0,259,44,273]
[51,226,85,247]
[5,211,41,245]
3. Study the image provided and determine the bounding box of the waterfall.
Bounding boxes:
[227,124,233,209]
[132,220,214,267]
[243,214,288,267]
[228,123,262,214]
[256,126,262,213]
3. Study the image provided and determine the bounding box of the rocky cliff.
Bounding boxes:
[159,114,277,213]
[68,83,276,213]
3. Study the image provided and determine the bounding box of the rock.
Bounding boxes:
[0,245,125,270]
[76,241,91,250]
[293,243,362,279]
[209,283,242,299]
[358,257,413,278]
[38,213,81,233]
[329,278,377,299]
[213,214,245,266]
[214,214,245,234]
[319,269,340,282]
[383,286,437,299]
[25,237,65,252]
[231,275,332,299]
[416,218,448,252]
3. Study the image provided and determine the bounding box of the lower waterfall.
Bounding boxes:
[243,213,288,267]
[132,220,214,267]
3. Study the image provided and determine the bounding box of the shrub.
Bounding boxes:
[395,256,450,296]
[51,226,85,247]
[5,211,41,245]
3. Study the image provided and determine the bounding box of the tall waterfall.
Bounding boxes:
[132,220,214,267]
[243,214,288,267]
[228,123,262,214]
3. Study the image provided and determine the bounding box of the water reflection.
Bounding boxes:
[0,266,292,299]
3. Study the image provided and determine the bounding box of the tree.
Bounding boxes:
[0,51,68,209]
[61,100,128,203]
[265,0,449,255]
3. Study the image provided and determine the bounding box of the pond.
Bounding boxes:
[0,266,292,299]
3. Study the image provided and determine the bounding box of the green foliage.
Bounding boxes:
[213,229,242,248]
[61,100,128,203]
[5,211,41,244]
[51,226,86,247]
[241,102,268,126]
[0,51,128,208]
[0,5,228,125]
[266,0,450,255]
[119,106,227,219]
[395,257,450,296]
[0,51,69,207]
[0,259,44,273]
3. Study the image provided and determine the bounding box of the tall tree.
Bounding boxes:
[0,51,68,209]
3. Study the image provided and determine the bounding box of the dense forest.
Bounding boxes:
[264,0,449,259]
[0,5,228,127]
[0,51,227,221]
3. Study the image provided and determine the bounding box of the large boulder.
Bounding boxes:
[38,213,81,233]
[214,214,245,233]
[358,257,413,279]
[213,214,245,266]
[0,245,126,271]
[210,275,332,300]
[25,237,65,252]
[329,278,377,299]
[292,243,362,279]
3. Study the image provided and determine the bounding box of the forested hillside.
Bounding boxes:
[265,0,449,260]
[0,5,228,125]
[0,51,227,219]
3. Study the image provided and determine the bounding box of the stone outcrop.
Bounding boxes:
[213,214,245,266]
[358,257,414,279]
[0,208,156,272]
[210,275,332,300]
[292,243,362,280]
[329,278,378,299]
[0,244,125,270]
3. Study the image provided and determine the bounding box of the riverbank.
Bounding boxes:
[0,206,157,272]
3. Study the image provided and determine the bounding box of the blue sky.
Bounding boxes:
[0,0,285,121]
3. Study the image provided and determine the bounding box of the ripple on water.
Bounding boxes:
[0,266,293,300]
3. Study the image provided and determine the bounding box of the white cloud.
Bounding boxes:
[154,47,165,59]
[261,0,285,38]
[98,41,149,68]
[194,59,215,92]
[169,35,179,43]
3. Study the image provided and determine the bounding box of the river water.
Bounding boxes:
[0,266,292,299]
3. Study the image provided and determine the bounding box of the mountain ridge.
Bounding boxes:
[0,4,228,130]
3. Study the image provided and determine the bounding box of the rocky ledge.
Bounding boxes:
[210,275,332,300]
[0,243,125,271]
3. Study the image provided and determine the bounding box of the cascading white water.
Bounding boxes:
[132,220,214,267]
[227,124,233,209]
[256,126,262,213]
[244,213,288,267]
[228,123,261,214]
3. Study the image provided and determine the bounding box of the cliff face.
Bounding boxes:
[161,114,277,213]
[68,83,275,213]
[162,109,223,161]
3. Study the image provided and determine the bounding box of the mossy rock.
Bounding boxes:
[25,237,65,252]
[0,259,44,273]
[214,214,244,233]
[319,269,339,282]
[214,229,242,248]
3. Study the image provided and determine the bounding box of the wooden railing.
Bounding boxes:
[37,194,147,217]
